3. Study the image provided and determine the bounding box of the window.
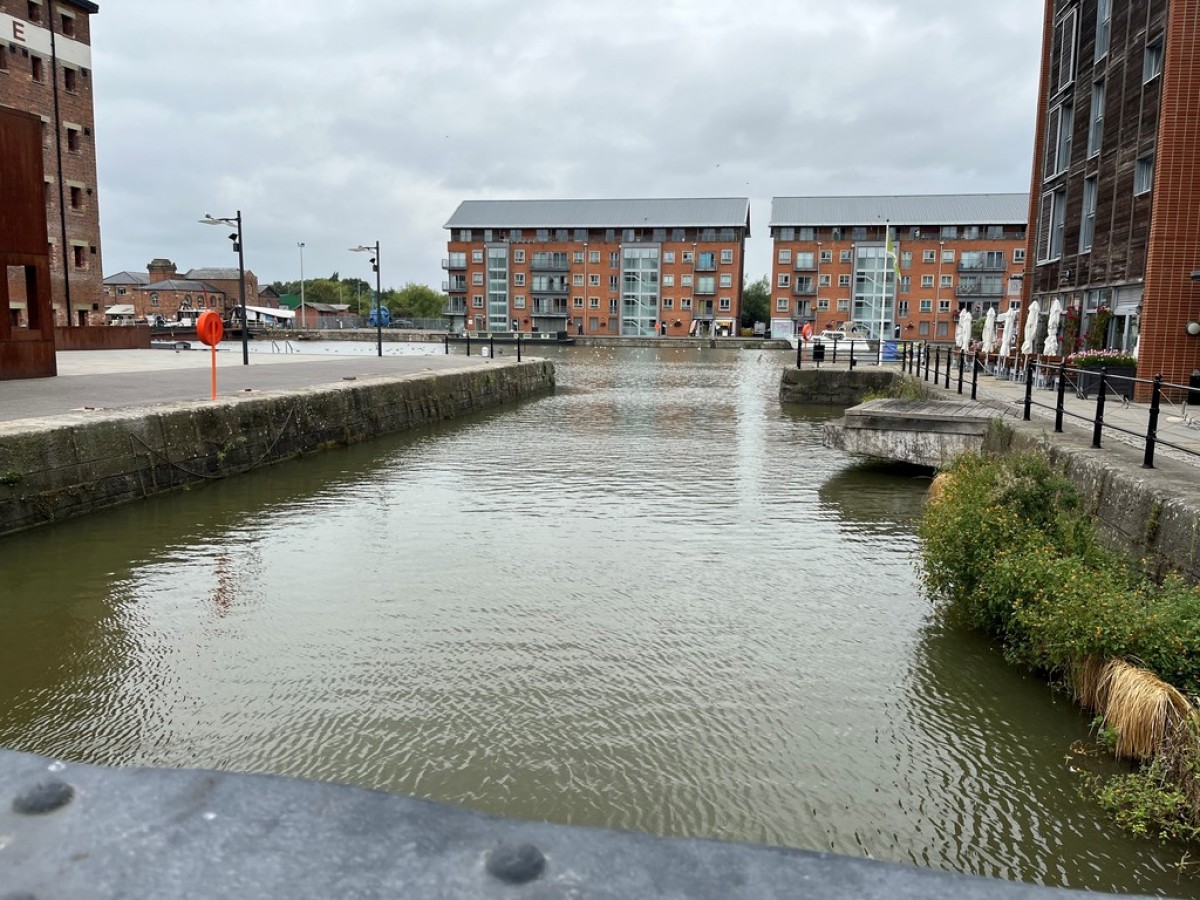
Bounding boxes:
[31,56,44,82]
[472,295,484,308]
[721,249,733,263]
[942,249,955,263]
[817,298,830,311]
[797,228,814,241]
[609,298,618,313]
[836,299,849,312]
[1087,80,1104,156]
[941,275,953,288]
[60,13,74,36]
[719,297,731,311]
[919,299,932,312]
[939,299,951,313]
[511,272,524,286]
[682,250,694,263]
[819,274,830,286]
[663,297,674,309]
[1054,7,1077,93]
[72,245,85,268]
[589,297,599,309]
[940,226,958,240]
[1144,38,1163,82]
[536,229,549,242]
[573,250,583,263]
[589,273,600,286]
[898,300,909,318]
[839,250,851,262]
[921,274,934,288]
[838,274,850,287]
[919,321,930,336]
[514,295,526,309]
[900,251,912,268]
[510,229,522,241]
[937,321,949,338]
[776,297,789,312]
[778,248,792,264]
[70,186,82,209]
[851,227,867,241]
[574,229,587,242]
[899,276,910,293]
[778,227,794,241]
[472,249,484,263]
[573,296,583,308]
[795,251,815,269]
[1095,0,1111,61]
[719,273,732,288]
[149,292,159,307]
[1013,248,1026,263]
[1080,176,1097,251]
[1044,101,1072,178]
[66,127,80,151]
[472,272,484,285]
[513,249,525,263]
[572,273,583,286]
[28,2,41,22]
[819,249,832,262]
[1134,155,1154,195]
[923,250,936,263]
[660,250,673,264]
[1051,187,1066,258]
[64,67,77,92]
[681,274,693,287]
[681,298,692,310]
[609,252,619,267]
[483,230,494,242]
[0,45,7,70]
[459,230,472,242]
[777,273,790,287]
[663,274,675,287]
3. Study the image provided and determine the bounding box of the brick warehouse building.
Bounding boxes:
[769,195,1028,341]
[442,199,750,337]
[0,0,103,328]
[1024,0,1200,393]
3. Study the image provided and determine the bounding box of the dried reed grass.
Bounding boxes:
[928,472,952,504]
[1099,660,1194,761]
[1070,656,1109,712]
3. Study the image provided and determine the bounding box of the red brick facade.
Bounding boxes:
[1024,0,1200,395]
[0,0,103,328]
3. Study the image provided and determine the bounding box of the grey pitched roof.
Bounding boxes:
[103,271,149,286]
[769,194,1028,227]
[64,0,100,13]
[143,279,220,292]
[444,198,751,231]
[185,267,242,280]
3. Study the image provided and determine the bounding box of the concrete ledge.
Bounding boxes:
[0,359,554,536]
[0,748,1146,899]
[780,368,900,405]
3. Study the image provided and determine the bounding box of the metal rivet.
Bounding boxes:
[486,843,546,884]
[12,780,74,815]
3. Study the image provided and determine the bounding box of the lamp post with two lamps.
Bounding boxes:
[199,211,248,365]
[297,241,307,331]
[350,241,383,357]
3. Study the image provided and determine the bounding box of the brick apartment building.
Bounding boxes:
[0,0,103,327]
[442,199,751,337]
[1025,0,1200,391]
[101,259,259,324]
[768,195,1028,341]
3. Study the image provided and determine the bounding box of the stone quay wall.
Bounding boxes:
[0,360,554,536]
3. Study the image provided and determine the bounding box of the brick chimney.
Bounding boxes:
[147,258,177,283]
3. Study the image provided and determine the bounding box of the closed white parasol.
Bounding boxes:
[981,307,997,353]
[1042,298,1062,356]
[956,308,973,351]
[1020,299,1041,355]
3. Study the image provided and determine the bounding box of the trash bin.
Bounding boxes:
[812,341,826,364]
[1189,369,1200,406]
[882,340,898,361]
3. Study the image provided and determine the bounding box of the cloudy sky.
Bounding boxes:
[91,0,1045,291]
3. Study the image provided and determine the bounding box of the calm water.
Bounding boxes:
[1,346,1192,896]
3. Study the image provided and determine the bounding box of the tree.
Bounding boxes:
[387,282,447,319]
[741,275,771,329]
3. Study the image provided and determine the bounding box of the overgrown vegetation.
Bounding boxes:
[919,452,1200,842]
[861,377,938,403]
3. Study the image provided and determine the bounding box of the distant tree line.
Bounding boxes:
[271,273,448,319]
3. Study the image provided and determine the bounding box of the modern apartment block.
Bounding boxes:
[1026,0,1200,388]
[0,0,103,327]
[768,195,1028,341]
[442,199,750,337]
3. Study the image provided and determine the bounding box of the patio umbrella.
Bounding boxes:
[1020,299,1041,355]
[998,306,1015,358]
[956,308,973,351]
[981,307,997,353]
[1042,298,1062,356]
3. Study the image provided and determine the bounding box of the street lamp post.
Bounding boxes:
[199,211,248,365]
[350,242,382,357]
[297,241,307,331]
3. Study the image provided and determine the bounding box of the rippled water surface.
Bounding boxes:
[1,346,1193,896]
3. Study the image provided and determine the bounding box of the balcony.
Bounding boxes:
[532,302,569,317]
[792,283,816,296]
[530,257,570,272]
[956,282,1004,297]
[695,285,716,296]
[442,258,466,270]
[694,262,717,272]
[445,279,467,293]
[958,260,1008,273]
[792,260,817,271]
[443,300,467,315]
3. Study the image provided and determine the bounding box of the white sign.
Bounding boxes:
[0,13,93,68]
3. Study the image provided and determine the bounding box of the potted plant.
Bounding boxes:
[1065,348,1137,399]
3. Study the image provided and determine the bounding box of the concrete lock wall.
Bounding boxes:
[779,368,900,406]
[0,360,554,536]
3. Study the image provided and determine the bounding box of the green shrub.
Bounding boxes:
[1092,758,1200,843]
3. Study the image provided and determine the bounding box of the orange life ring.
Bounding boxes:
[800,323,814,342]
[197,310,225,347]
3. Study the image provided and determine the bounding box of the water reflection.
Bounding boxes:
[0,346,1194,897]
